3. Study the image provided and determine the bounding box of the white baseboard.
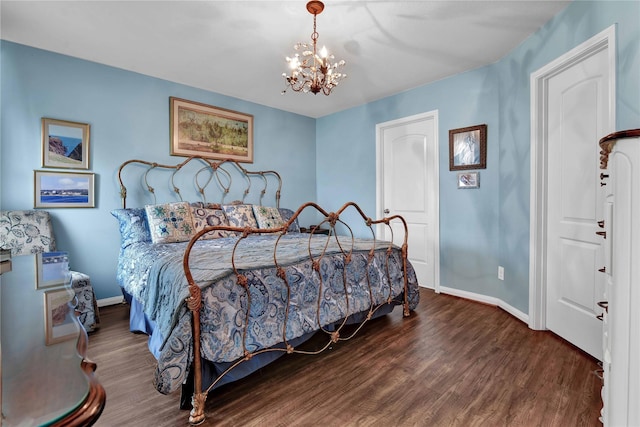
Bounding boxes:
[438,285,529,325]
[96,286,528,323]
[97,295,125,307]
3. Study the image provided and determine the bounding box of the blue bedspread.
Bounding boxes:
[117,233,419,393]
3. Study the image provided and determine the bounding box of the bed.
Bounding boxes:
[113,156,419,424]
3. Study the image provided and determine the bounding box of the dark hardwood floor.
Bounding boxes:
[88,288,602,426]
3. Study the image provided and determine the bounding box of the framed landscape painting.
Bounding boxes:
[42,118,90,169]
[34,170,95,208]
[170,97,254,163]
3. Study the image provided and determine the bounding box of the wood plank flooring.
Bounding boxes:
[88,288,602,426]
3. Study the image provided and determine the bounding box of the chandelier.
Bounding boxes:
[282,1,346,96]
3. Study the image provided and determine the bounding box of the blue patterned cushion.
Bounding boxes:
[191,207,233,239]
[0,210,56,255]
[278,208,301,233]
[252,205,285,230]
[111,208,152,248]
[222,204,258,229]
[145,202,195,244]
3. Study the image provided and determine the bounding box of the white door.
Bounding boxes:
[376,111,439,290]
[531,27,615,360]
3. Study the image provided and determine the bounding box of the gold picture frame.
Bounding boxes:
[34,170,95,208]
[44,287,78,345]
[42,118,90,169]
[170,97,254,163]
[449,124,487,171]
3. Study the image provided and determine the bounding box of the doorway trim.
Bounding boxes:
[375,109,440,292]
[529,25,616,330]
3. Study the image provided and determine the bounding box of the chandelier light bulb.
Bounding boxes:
[288,57,300,70]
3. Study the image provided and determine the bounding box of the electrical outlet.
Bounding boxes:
[498,266,505,281]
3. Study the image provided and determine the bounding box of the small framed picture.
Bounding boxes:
[449,124,487,171]
[42,118,90,169]
[44,287,78,345]
[36,251,69,290]
[34,170,95,208]
[170,97,254,163]
[457,171,480,189]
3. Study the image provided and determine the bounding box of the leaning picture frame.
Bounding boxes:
[44,287,78,345]
[36,251,69,290]
[449,124,487,171]
[457,171,480,189]
[42,118,90,169]
[34,170,95,208]
[170,97,254,163]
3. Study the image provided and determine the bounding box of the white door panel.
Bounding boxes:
[558,238,599,312]
[544,40,609,360]
[386,135,427,214]
[377,112,439,289]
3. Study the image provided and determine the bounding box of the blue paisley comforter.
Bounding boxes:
[117,233,419,393]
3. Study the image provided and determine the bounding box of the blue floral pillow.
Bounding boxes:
[145,202,195,244]
[222,204,258,229]
[278,208,301,233]
[111,208,152,248]
[191,207,233,239]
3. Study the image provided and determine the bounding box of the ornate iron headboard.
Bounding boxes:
[117,156,282,209]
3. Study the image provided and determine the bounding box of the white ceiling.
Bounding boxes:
[1,1,570,118]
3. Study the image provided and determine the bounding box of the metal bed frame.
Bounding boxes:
[117,156,414,424]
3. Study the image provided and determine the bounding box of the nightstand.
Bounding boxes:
[300,225,331,235]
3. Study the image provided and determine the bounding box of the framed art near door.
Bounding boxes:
[457,171,480,189]
[449,124,487,171]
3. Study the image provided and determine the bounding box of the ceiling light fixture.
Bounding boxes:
[282,1,346,96]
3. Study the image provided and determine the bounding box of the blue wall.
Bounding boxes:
[2,1,638,310]
[316,0,639,313]
[0,42,316,299]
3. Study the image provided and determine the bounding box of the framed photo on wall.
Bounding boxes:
[169,97,254,163]
[449,124,487,171]
[34,170,95,208]
[42,118,90,169]
[44,287,78,345]
[35,251,69,290]
[457,171,480,189]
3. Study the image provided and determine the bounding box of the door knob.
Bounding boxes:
[596,231,606,238]
[600,173,609,179]
[384,209,390,214]
[598,220,605,228]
